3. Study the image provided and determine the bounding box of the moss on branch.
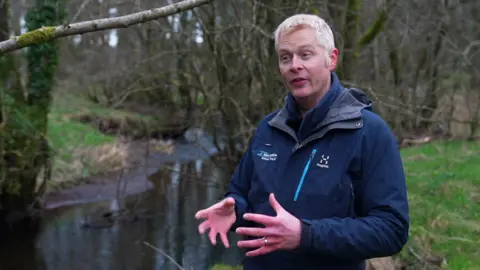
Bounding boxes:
[16,26,56,47]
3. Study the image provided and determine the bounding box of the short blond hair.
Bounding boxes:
[274,14,335,65]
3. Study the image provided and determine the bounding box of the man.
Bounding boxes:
[195,14,409,270]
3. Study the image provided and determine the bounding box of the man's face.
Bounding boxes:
[276,26,338,105]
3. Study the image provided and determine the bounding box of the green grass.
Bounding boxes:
[48,95,114,156]
[46,91,163,187]
[399,140,480,269]
[48,91,163,152]
[209,264,242,270]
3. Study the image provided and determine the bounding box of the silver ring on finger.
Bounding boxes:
[263,237,268,246]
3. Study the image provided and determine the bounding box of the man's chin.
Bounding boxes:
[290,90,312,99]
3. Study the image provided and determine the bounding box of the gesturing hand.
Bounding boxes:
[235,193,302,257]
[195,197,236,248]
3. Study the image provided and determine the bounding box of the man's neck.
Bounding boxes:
[296,92,326,117]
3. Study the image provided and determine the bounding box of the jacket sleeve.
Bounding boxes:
[297,119,410,260]
[224,134,256,231]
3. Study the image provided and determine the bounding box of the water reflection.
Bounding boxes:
[0,159,244,270]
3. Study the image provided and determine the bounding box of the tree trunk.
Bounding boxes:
[335,0,388,81]
[0,0,62,228]
[340,0,361,81]
[418,22,445,131]
[176,11,193,122]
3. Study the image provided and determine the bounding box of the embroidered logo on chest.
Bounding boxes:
[256,150,277,161]
[316,154,329,168]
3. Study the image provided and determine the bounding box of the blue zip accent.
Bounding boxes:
[293,149,317,201]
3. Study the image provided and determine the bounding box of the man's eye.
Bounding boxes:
[302,52,312,58]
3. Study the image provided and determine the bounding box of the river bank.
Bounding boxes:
[43,91,218,209]
[43,90,187,196]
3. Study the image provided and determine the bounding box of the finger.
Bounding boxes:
[269,193,284,214]
[208,228,217,246]
[198,220,210,234]
[237,236,280,249]
[243,213,277,226]
[195,208,209,219]
[237,237,265,249]
[235,227,274,237]
[219,232,230,248]
[246,244,279,257]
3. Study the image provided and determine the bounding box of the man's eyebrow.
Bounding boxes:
[277,44,316,54]
[298,44,315,50]
[278,45,314,52]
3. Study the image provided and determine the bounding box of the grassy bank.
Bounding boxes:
[46,91,166,191]
[399,140,479,269]
[211,140,480,270]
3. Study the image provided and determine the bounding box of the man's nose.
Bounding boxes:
[289,56,303,72]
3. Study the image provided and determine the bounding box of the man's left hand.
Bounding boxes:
[235,193,302,257]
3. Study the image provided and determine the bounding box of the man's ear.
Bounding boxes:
[329,48,339,71]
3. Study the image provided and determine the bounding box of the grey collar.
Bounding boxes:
[268,88,371,146]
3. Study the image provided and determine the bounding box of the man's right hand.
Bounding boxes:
[195,197,236,248]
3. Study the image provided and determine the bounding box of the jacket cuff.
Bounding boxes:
[298,219,313,250]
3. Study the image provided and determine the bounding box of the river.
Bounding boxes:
[0,139,245,270]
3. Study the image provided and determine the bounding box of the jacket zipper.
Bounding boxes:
[293,149,317,201]
[291,130,329,152]
[290,119,362,153]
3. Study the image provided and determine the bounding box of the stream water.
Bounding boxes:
[0,140,245,270]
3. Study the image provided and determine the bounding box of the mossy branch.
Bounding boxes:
[16,26,56,47]
[0,0,214,55]
[357,10,388,48]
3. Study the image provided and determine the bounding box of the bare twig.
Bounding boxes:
[407,247,427,265]
[0,0,215,55]
[70,0,93,23]
[143,241,185,270]
[463,40,480,59]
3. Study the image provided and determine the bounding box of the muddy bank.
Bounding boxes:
[43,135,220,209]
[43,169,155,209]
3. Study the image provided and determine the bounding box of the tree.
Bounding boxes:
[0,0,216,229]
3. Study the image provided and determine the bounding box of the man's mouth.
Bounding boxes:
[291,78,307,84]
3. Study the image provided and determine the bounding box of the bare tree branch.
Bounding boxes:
[143,241,184,270]
[0,0,214,55]
[70,0,94,23]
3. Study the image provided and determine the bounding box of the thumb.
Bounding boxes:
[269,193,283,214]
[222,197,235,208]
